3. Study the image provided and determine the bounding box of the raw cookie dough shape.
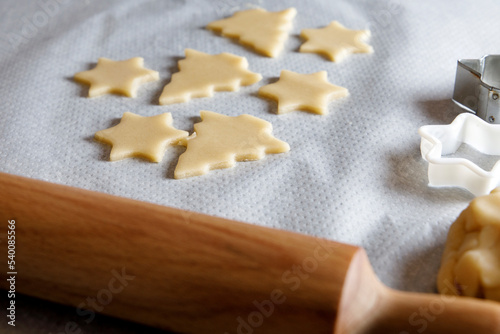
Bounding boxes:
[174,110,289,179]
[206,7,297,58]
[438,188,500,301]
[74,57,159,98]
[258,70,349,115]
[299,21,373,62]
[159,49,262,105]
[95,112,188,162]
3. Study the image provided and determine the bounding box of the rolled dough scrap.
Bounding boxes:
[300,21,373,62]
[95,112,188,162]
[437,188,500,301]
[258,70,349,115]
[174,110,289,179]
[74,57,159,98]
[159,49,262,105]
[206,7,297,58]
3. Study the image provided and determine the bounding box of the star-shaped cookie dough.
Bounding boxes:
[159,49,262,105]
[258,70,348,115]
[95,112,188,162]
[207,7,297,57]
[300,21,373,62]
[74,57,159,98]
[174,111,289,179]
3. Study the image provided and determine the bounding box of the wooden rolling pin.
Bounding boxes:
[1,171,500,334]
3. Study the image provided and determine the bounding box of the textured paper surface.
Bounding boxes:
[1,0,500,332]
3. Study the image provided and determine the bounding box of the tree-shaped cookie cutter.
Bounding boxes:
[453,55,500,124]
[418,113,500,196]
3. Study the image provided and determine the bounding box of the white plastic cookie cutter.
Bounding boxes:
[418,113,500,196]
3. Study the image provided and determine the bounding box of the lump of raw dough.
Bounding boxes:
[438,188,500,301]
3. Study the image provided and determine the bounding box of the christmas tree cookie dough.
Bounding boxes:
[206,8,297,57]
[74,57,159,98]
[159,49,262,105]
[438,188,500,301]
[95,112,188,162]
[258,70,348,115]
[300,21,373,62]
[174,111,289,179]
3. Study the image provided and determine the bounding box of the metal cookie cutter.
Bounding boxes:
[453,55,500,124]
[418,113,500,197]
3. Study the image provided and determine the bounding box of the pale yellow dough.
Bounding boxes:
[159,49,262,105]
[95,112,188,162]
[438,188,500,301]
[174,111,289,179]
[258,70,348,115]
[206,8,297,58]
[300,21,373,62]
[74,57,159,98]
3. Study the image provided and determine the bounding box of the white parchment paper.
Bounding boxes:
[1,0,499,331]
